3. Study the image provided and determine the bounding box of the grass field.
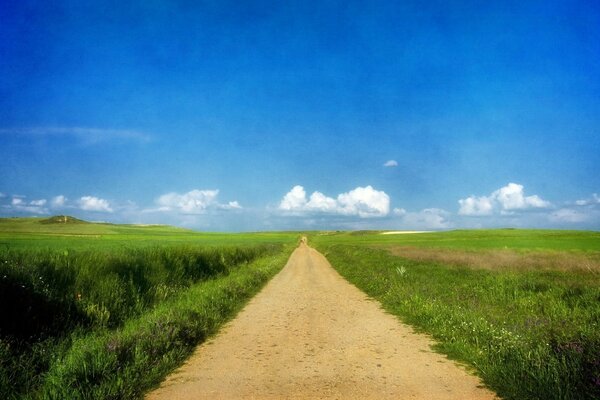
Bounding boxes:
[0,216,298,399]
[312,230,600,400]
[0,216,298,250]
[2,217,599,399]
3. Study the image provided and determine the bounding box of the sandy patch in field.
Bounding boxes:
[388,246,600,273]
[380,231,431,235]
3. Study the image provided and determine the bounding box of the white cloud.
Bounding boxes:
[459,183,550,216]
[51,195,67,208]
[279,186,307,211]
[278,185,390,218]
[4,196,49,214]
[393,207,407,216]
[307,191,339,212]
[575,193,600,206]
[152,189,241,214]
[493,183,550,210]
[383,160,398,167]
[78,196,113,212]
[337,186,390,217]
[219,201,242,210]
[550,208,589,223]
[458,195,494,216]
[0,126,151,144]
[401,208,451,229]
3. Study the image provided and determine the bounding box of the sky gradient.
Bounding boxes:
[1,1,599,231]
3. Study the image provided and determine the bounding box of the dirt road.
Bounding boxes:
[146,241,497,399]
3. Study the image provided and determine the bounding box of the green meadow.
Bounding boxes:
[1,217,599,399]
[0,216,298,250]
[0,217,298,399]
[312,230,600,400]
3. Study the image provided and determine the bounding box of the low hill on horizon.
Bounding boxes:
[0,215,191,236]
[39,215,88,225]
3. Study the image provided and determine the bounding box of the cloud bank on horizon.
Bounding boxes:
[1,182,599,231]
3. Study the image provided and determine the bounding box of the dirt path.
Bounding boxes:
[146,241,498,399]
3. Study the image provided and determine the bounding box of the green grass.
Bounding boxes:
[4,218,599,399]
[315,229,600,252]
[39,250,290,399]
[0,216,299,250]
[0,217,298,399]
[312,230,600,400]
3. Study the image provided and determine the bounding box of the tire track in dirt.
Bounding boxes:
[146,240,498,399]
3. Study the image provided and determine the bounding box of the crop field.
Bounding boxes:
[0,217,298,399]
[312,230,600,400]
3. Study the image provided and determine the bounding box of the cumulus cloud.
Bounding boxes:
[4,196,49,214]
[152,189,241,214]
[494,183,550,210]
[459,183,550,216]
[393,208,407,216]
[307,191,339,212]
[338,186,390,217]
[279,186,308,211]
[575,193,600,206]
[383,160,398,167]
[218,201,242,210]
[402,208,451,229]
[78,196,113,212]
[278,185,390,218]
[458,195,494,216]
[549,208,589,223]
[51,195,67,208]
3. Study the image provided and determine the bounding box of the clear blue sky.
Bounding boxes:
[1,0,599,231]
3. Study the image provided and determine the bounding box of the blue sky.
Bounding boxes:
[1,0,599,231]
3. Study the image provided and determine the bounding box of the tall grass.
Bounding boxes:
[316,243,600,400]
[0,244,288,399]
[40,250,289,399]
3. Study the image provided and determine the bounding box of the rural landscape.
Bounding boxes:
[0,217,598,399]
[2,1,599,399]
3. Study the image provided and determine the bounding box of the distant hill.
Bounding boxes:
[39,215,88,225]
[0,216,193,236]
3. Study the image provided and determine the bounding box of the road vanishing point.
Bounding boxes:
[147,239,497,399]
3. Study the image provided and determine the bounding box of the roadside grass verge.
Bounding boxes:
[0,244,291,399]
[39,249,290,399]
[316,243,600,400]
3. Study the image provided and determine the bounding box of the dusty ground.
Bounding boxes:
[146,241,498,399]
[388,246,600,272]
[380,231,431,235]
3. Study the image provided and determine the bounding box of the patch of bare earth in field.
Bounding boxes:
[146,241,498,400]
[388,246,600,273]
